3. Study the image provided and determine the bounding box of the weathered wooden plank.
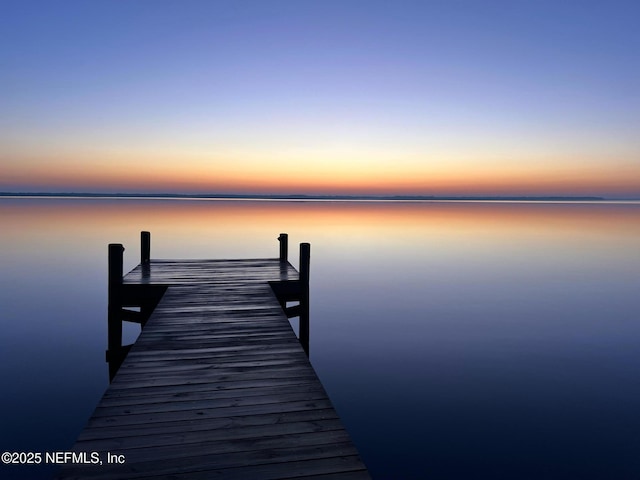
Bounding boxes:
[123,343,302,359]
[140,455,368,480]
[103,367,319,390]
[77,408,340,441]
[83,398,339,429]
[91,390,331,417]
[75,420,349,453]
[97,383,327,409]
[111,362,313,382]
[100,374,320,399]
[287,471,372,480]
[62,448,364,480]
[114,360,310,377]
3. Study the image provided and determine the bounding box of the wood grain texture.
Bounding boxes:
[56,258,369,479]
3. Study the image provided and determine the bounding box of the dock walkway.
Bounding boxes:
[56,234,369,479]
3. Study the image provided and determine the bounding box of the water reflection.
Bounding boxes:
[0,198,639,479]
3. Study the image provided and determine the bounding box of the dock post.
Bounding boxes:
[299,242,310,356]
[278,233,288,262]
[141,231,150,264]
[107,244,124,379]
[140,231,152,321]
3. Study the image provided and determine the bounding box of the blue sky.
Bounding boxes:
[1,0,639,196]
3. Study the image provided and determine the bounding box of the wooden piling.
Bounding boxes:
[107,243,124,379]
[278,233,288,262]
[141,231,150,264]
[299,242,310,356]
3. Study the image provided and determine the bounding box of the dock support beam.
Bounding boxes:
[299,242,310,356]
[141,231,150,264]
[140,231,153,319]
[107,243,125,381]
[278,233,288,262]
[107,244,124,352]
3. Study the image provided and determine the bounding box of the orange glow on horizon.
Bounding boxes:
[2,149,638,197]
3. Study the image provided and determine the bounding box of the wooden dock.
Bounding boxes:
[56,233,369,479]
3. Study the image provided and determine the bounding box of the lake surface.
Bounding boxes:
[1,197,639,479]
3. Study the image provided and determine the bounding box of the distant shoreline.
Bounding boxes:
[0,192,617,202]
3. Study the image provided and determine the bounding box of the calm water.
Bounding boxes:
[1,197,639,479]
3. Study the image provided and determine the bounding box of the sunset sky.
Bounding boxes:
[1,0,639,198]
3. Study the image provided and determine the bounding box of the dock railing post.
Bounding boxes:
[141,231,150,264]
[107,243,124,378]
[299,243,310,356]
[140,231,153,320]
[278,233,288,262]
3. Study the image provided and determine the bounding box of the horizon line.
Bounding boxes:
[0,191,630,202]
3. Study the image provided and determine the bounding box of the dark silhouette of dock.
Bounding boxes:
[56,233,369,479]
